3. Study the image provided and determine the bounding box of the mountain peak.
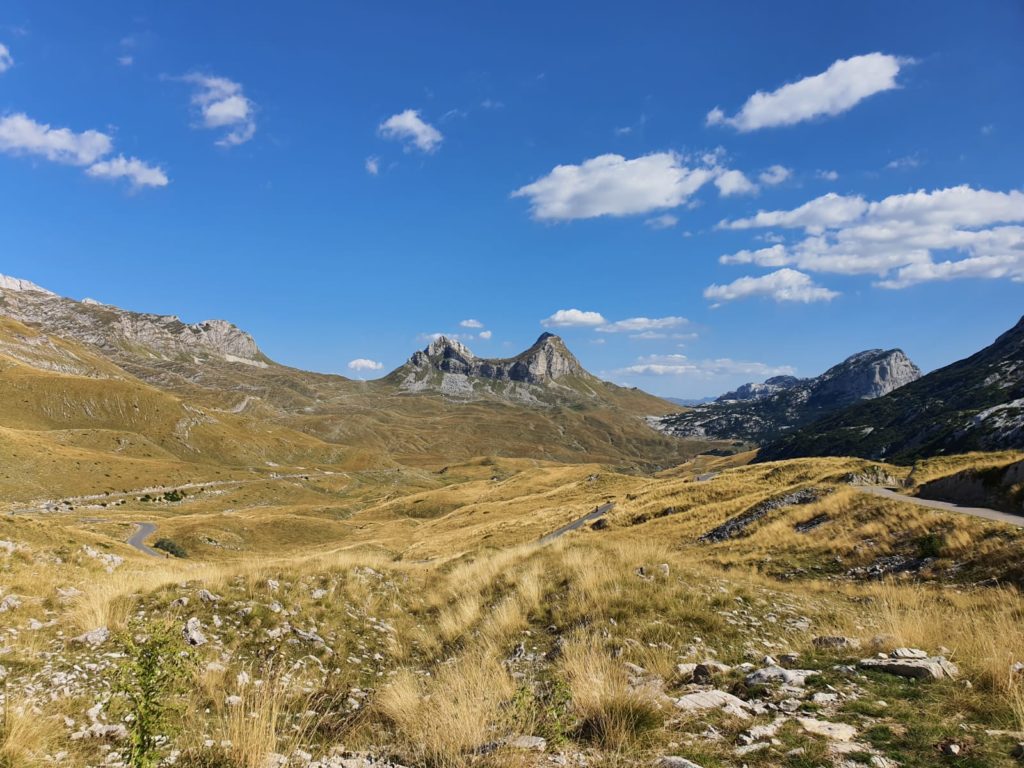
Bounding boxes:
[395,331,589,400]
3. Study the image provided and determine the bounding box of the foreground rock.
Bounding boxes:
[859,649,959,680]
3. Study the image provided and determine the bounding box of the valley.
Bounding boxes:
[1,276,1023,768]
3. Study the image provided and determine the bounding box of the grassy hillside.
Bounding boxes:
[2,453,1024,767]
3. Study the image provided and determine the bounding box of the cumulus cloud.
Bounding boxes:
[704,268,839,304]
[182,73,256,146]
[85,155,168,188]
[0,113,166,189]
[817,169,839,181]
[714,169,759,197]
[618,353,796,378]
[0,43,13,74]
[365,156,379,175]
[541,309,607,327]
[459,319,484,328]
[717,185,1024,287]
[0,113,112,165]
[707,53,908,131]
[379,109,443,153]
[512,151,759,221]
[759,165,792,185]
[347,358,384,372]
[596,316,688,333]
[479,330,493,340]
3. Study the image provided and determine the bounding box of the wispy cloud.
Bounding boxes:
[759,165,792,186]
[707,53,909,131]
[617,353,795,378]
[596,316,688,333]
[379,109,443,153]
[459,319,484,328]
[181,73,256,146]
[0,43,13,74]
[365,156,380,175]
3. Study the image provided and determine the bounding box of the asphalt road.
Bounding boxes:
[127,522,163,557]
[539,502,615,543]
[856,486,1023,528]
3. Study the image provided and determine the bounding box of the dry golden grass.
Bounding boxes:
[0,697,53,767]
[375,650,515,767]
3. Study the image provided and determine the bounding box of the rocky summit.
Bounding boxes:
[391,332,594,401]
[759,314,1024,463]
[651,348,921,444]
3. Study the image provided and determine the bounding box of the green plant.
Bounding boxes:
[154,538,188,558]
[114,624,193,768]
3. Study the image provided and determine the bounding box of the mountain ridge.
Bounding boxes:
[650,348,921,444]
[758,315,1024,463]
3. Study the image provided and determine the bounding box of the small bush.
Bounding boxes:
[154,538,187,558]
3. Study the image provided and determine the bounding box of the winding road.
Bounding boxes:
[539,502,615,543]
[856,486,1023,528]
[127,522,163,557]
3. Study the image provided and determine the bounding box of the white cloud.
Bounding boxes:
[478,330,493,340]
[480,99,504,110]
[704,268,839,303]
[182,73,256,146]
[347,358,384,372]
[817,169,839,181]
[0,112,166,189]
[365,156,379,175]
[718,185,1024,286]
[759,164,792,185]
[597,316,688,333]
[0,113,112,165]
[707,53,908,131]
[541,309,607,327]
[0,43,13,74]
[645,213,678,229]
[618,353,795,378]
[721,192,869,233]
[85,155,168,188]
[459,319,484,328]
[512,151,736,220]
[715,169,759,197]
[379,109,442,153]
[118,55,133,67]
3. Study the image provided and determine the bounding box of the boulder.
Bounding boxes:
[674,690,752,720]
[183,617,207,646]
[858,655,958,680]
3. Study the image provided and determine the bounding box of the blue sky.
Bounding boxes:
[1,2,1022,397]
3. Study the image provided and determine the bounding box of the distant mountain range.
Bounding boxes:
[0,274,708,476]
[759,315,1024,463]
[650,349,921,444]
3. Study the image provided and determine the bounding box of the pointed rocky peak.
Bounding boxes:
[409,335,476,372]
[512,332,584,382]
[0,273,56,296]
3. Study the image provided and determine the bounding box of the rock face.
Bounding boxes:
[0,272,265,364]
[392,333,594,402]
[759,315,1024,463]
[652,349,921,445]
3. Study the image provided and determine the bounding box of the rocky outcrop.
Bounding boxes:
[652,349,921,444]
[0,272,265,364]
[718,376,800,403]
[392,333,592,402]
